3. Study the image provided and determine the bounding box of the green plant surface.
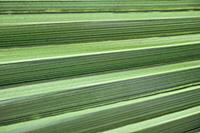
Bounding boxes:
[0,85,199,133]
[1,34,200,64]
[1,2,200,133]
[0,60,200,126]
[1,16,200,47]
[1,37,200,87]
[105,106,200,133]
[1,11,200,26]
[1,60,200,100]
[0,0,200,14]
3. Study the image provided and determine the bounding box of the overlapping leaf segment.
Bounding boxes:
[0,0,200,133]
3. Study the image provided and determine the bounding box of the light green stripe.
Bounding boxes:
[104,106,200,133]
[1,60,200,101]
[1,34,200,64]
[1,85,199,133]
[1,11,200,26]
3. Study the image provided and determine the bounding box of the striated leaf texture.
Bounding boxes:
[0,1,200,133]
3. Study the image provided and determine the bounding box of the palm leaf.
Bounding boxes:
[0,2,200,133]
